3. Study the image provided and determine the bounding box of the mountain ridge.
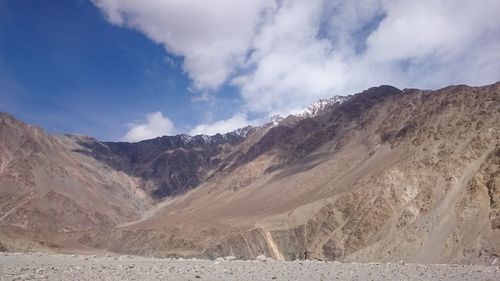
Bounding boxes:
[1,82,499,264]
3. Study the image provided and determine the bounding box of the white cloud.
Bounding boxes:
[121,111,175,142]
[94,0,500,135]
[234,0,345,114]
[234,0,500,115]
[189,112,251,136]
[92,0,275,90]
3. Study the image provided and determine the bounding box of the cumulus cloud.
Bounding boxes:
[235,0,500,114]
[92,0,275,91]
[94,0,500,134]
[121,111,175,142]
[189,112,252,136]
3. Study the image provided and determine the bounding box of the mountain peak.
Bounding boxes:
[269,114,284,126]
[295,95,349,118]
[0,112,18,123]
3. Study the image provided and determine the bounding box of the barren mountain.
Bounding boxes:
[1,83,499,264]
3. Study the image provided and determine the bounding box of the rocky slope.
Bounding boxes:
[0,113,152,252]
[0,83,499,265]
[74,128,254,198]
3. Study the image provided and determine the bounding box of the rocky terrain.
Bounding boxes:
[1,252,499,281]
[0,82,499,265]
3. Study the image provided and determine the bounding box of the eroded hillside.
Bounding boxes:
[1,83,499,264]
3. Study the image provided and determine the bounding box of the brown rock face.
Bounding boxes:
[0,83,499,264]
[74,129,252,198]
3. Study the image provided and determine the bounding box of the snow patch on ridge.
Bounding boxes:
[295,96,348,118]
[269,114,284,126]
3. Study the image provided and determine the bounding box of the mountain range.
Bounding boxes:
[0,82,499,264]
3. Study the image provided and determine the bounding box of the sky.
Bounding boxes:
[1,0,499,142]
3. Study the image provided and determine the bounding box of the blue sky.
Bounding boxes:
[1,0,499,141]
[0,0,242,140]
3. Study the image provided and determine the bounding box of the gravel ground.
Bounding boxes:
[1,252,499,281]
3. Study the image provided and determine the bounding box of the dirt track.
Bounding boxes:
[1,252,499,281]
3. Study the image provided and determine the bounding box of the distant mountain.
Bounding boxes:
[294,95,349,118]
[0,82,499,264]
[73,127,254,199]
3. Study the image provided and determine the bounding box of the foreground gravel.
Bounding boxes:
[1,252,499,281]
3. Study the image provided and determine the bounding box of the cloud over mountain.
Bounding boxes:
[122,111,175,142]
[94,0,500,136]
[189,112,251,136]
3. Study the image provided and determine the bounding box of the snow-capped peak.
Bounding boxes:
[295,96,348,118]
[179,134,193,143]
[269,114,284,126]
[228,126,253,138]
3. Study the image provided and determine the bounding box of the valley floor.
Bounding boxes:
[1,252,499,281]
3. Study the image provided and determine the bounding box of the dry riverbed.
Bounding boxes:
[1,252,499,281]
